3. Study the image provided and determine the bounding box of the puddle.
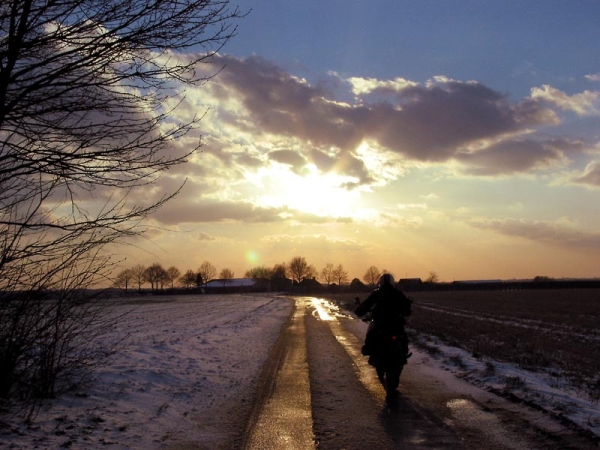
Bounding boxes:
[309,298,353,321]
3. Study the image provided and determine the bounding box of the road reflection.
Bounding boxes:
[309,297,353,321]
[311,298,334,320]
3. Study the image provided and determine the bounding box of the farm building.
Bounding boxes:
[205,278,256,288]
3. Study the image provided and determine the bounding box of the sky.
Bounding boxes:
[121,0,600,282]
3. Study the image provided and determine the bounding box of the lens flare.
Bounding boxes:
[245,250,259,265]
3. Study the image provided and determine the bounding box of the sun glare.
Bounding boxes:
[257,167,361,218]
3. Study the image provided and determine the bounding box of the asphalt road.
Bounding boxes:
[243,297,598,450]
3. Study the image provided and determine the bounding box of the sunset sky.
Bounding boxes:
[122,0,600,282]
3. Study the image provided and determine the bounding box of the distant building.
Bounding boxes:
[398,278,423,290]
[204,278,256,292]
[296,277,324,292]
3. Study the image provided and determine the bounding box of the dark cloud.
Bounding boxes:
[153,199,285,224]
[468,218,600,249]
[373,82,557,162]
[268,149,307,171]
[307,148,336,171]
[152,198,353,225]
[214,55,559,171]
[456,139,577,175]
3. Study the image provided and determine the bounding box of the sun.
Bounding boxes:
[255,166,362,218]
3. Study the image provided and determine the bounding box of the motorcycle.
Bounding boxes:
[356,299,411,396]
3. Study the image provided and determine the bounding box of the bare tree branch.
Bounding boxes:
[0,0,243,404]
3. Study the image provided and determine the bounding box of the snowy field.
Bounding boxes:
[0,294,294,450]
[1,293,599,449]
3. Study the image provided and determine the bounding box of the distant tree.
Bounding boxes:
[198,261,217,286]
[425,271,439,283]
[363,266,381,286]
[269,263,288,290]
[321,263,335,285]
[144,263,167,291]
[165,267,181,289]
[220,268,234,286]
[179,270,197,288]
[245,266,272,280]
[271,263,287,280]
[289,256,311,284]
[114,269,133,292]
[195,273,204,287]
[131,265,147,292]
[332,264,349,286]
[306,264,318,280]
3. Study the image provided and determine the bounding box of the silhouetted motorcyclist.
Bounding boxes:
[355,273,412,368]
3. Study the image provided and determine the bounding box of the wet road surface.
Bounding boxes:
[243,297,598,449]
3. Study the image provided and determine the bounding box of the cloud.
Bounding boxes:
[268,149,307,173]
[397,203,428,210]
[151,54,600,229]
[375,212,424,228]
[571,161,600,187]
[530,84,600,115]
[585,73,600,82]
[420,193,439,200]
[346,76,418,95]
[151,197,354,225]
[456,138,583,176]
[152,199,286,224]
[212,55,559,169]
[260,233,368,254]
[468,217,600,249]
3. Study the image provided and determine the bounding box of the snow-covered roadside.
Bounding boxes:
[0,294,293,450]
[407,331,600,439]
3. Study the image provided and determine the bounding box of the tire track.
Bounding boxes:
[242,299,315,450]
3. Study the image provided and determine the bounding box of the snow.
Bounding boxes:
[0,294,294,450]
[1,294,599,449]
[410,332,600,435]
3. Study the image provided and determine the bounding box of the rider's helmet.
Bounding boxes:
[378,273,395,287]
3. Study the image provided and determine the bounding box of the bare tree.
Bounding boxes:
[114,269,133,292]
[425,271,440,283]
[305,264,318,280]
[179,270,197,288]
[289,256,311,284]
[166,267,181,289]
[198,261,217,286]
[321,263,335,285]
[245,266,272,280]
[143,263,167,291]
[0,0,243,403]
[130,265,147,292]
[270,263,288,290]
[271,263,287,280]
[363,266,381,286]
[332,264,349,286]
[220,268,234,286]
